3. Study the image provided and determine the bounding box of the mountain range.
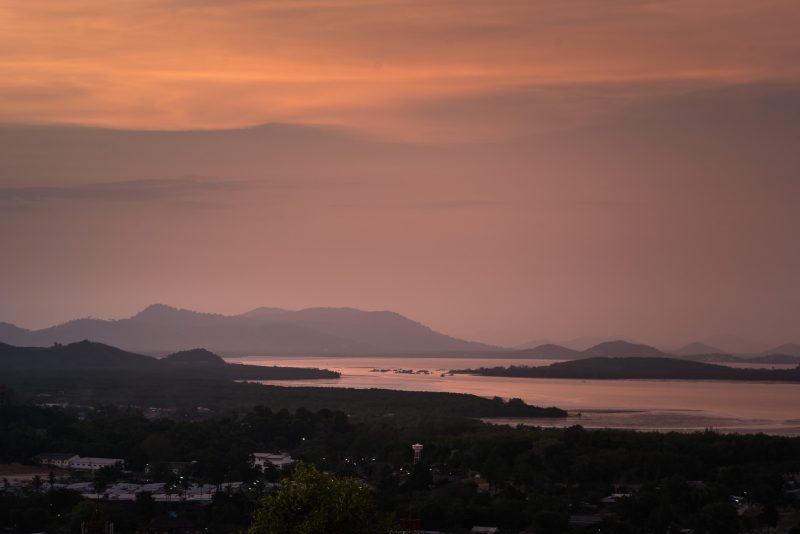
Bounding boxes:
[0,304,496,355]
[505,340,800,363]
[0,305,796,359]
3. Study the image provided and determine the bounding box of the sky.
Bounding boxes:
[1,0,799,348]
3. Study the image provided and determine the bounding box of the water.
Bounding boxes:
[227,356,800,435]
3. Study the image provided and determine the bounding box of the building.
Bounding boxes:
[34,452,79,468]
[144,461,194,475]
[69,457,123,471]
[412,443,423,464]
[252,452,294,471]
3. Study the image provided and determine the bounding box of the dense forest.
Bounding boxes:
[0,341,339,380]
[2,392,800,533]
[3,340,800,532]
[455,357,800,381]
[0,368,566,420]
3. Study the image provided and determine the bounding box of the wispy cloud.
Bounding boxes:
[0,0,797,137]
[329,199,506,210]
[0,176,251,209]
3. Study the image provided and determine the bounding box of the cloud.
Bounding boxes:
[0,0,798,138]
[0,176,251,209]
[329,199,506,210]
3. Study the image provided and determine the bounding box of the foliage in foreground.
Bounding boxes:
[249,462,393,534]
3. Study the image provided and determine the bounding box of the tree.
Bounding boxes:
[249,462,393,534]
[134,492,155,525]
[92,465,120,495]
[532,510,569,534]
[68,501,96,530]
[696,502,741,534]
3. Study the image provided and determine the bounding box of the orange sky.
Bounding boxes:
[1,0,799,138]
[1,1,799,348]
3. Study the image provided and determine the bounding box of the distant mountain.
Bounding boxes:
[506,340,728,361]
[699,334,767,355]
[504,340,677,360]
[239,307,292,320]
[0,322,32,346]
[743,353,800,364]
[0,304,496,355]
[456,357,800,382]
[0,340,338,380]
[671,342,725,357]
[240,306,491,354]
[551,336,637,351]
[581,340,667,358]
[507,344,580,359]
[761,344,800,357]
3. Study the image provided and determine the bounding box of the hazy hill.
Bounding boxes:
[456,357,800,381]
[27,310,366,355]
[743,353,800,364]
[761,344,800,357]
[505,344,581,359]
[522,336,637,351]
[699,334,767,355]
[499,340,688,361]
[581,340,667,358]
[672,342,724,356]
[0,304,495,355]
[241,306,491,354]
[0,322,33,346]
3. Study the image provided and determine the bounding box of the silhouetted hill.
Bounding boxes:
[455,357,800,381]
[0,340,160,370]
[132,304,232,326]
[581,340,667,358]
[30,314,362,355]
[0,305,496,355]
[240,306,493,354]
[506,344,580,359]
[239,307,291,320]
[699,334,767,355]
[762,344,800,357]
[495,340,673,360]
[0,322,33,346]
[560,336,638,351]
[0,341,338,380]
[742,353,800,364]
[163,348,226,365]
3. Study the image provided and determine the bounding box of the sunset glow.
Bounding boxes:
[1,1,799,347]
[2,0,799,137]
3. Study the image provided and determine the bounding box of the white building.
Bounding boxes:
[68,457,123,471]
[34,452,79,468]
[252,452,294,471]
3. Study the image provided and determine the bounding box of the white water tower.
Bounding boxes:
[412,443,423,464]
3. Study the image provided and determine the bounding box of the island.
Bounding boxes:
[453,356,800,382]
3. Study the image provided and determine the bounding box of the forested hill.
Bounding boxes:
[0,340,339,380]
[455,357,800,381]
[0,341,567,419]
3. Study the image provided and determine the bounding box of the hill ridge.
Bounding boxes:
[0,304,496,355]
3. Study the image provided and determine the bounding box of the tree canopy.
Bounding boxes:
[249,463,393,534]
